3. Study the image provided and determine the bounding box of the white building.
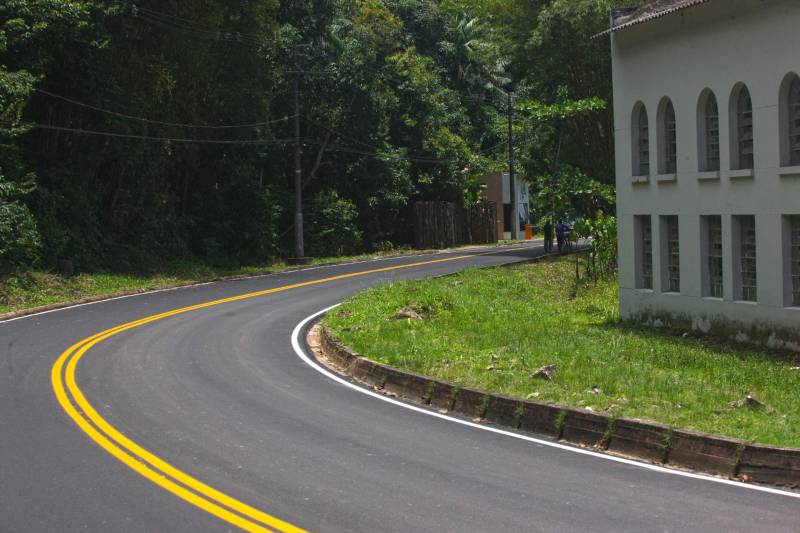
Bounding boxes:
[605,0,800,349]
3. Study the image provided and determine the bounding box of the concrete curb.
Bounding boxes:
[316,325,800,489]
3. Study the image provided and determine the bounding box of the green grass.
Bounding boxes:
[0,252,404,315]
[0,240,527,316]
[325,257,800,448]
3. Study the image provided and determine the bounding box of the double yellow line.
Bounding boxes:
[51,253,479,532]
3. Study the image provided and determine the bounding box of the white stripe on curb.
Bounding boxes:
[291,305,800,501]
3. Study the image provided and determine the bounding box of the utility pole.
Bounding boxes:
[507,91,519,241]
[291,45,306,263]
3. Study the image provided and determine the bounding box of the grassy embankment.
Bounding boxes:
[325,256,800,448]
[0,240,536,316]
[0,253,404,315]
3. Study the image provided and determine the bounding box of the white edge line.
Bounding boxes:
[0,243,543,326]
[291,305,800,501]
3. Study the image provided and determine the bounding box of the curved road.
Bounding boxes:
[2,244,799,532]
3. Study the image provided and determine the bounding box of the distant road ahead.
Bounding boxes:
[2,243,799,532]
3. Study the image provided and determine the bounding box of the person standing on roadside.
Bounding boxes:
[543,220,553,253]
[556,220,566,254]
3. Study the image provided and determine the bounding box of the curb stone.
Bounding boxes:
[667,429,746,477]
[315,325,800,489]
[561,408,612,448]
[608,418,670,463]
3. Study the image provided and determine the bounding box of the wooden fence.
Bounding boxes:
[414,201,498,249]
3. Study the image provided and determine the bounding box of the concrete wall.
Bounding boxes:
[611,0,800,349]
[481,172,505,238]
[481,172,529,240]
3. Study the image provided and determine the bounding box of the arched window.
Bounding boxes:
[789,78,800,165]
[632,103,649,176]
[697,90,719,172]
[658,98,677,174]
[730,84,754,170]
[780,74,800,166]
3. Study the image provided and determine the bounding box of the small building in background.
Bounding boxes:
[603,0,800,350]
[480,172,529,240]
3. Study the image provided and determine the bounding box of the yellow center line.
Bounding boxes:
[52,250,528,531]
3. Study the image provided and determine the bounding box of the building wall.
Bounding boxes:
[611,0,800,349]
[481,172,505,238]
[480,172,529,240]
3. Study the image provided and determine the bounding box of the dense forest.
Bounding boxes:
[1,0,626,273]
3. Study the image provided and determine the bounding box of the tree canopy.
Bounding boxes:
[0,0,630,273]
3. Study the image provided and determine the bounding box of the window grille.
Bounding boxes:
[638,107,649,176]
[791,216,800,306]
[707,216,723,298]
[666,216,680,292]
[789,78,800,166]
[737,88,754,169]
[705,95,720,171]
[640,216,653,289]
[664,101,677,174]
[738,216,757,302]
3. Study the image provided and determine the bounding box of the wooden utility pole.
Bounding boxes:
[292,46,306,263]
[507,92,519,240]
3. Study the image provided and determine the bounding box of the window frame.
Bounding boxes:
[779,73,800,167]
[658,98,677,175]
[660,215,680,293]
[792,216,800,307]
[734,215,757,302]
[787,215,800,307]
[702,215,724,298]
[697,90,720,172]
[729,84,754,171]
[631,103,650,177]
[635,215,653,290]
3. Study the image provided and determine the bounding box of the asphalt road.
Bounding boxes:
[2,243,799,533]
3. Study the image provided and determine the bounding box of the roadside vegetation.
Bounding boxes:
[1,0,623,283]
[325,256,800,448]
[0,240,528,315]
[1,251,425,315]
[0,257,337,315]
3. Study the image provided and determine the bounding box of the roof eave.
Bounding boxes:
[591,0,710,40]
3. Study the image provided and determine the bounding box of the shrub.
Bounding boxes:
[306,190,363,257]
[0,177,41,274]
[574,211,617,279]
[373,240,395,253]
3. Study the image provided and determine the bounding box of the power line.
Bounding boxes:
[133,14,265,46]
[302,114,506,162]
[454,92,496,102]
[132,6,211,26]
[31,122,505,161]
[302,115,384,152]
[304,137,506,165]
[129,5,274,47]
[34,89,293,129]
[33,124,298,145]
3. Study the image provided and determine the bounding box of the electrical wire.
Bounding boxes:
[129,6,273,47]
[304,137,506,166]
[132,5,212,26]
[33,124,298,145]
[454,92,496,102]
[132,13,266,47]
[33,89,293,129]
[301,114,506,163]
[301,115,385,152]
